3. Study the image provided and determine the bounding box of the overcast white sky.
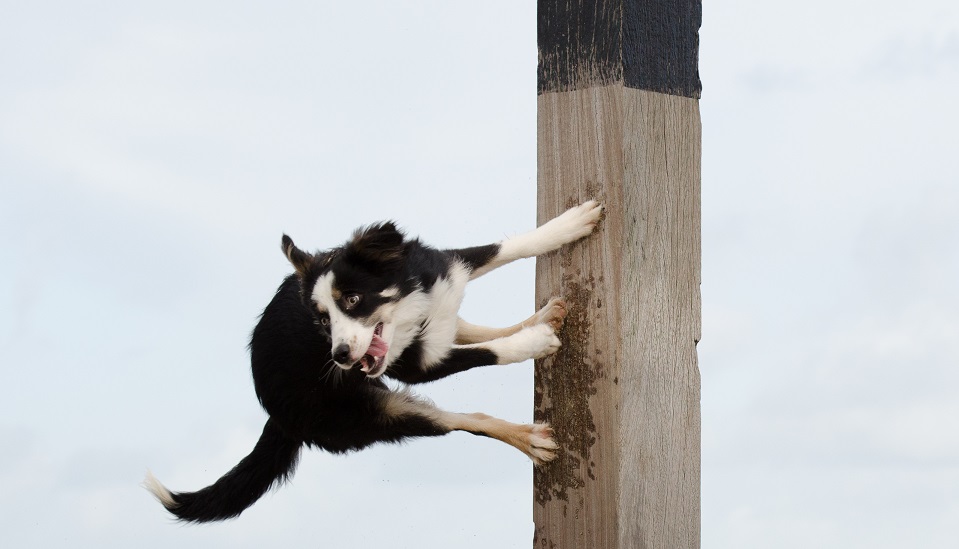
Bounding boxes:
[1,1,957,547]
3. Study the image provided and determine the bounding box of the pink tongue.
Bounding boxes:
[366,334,389,357]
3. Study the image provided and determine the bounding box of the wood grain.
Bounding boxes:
[534,85,701,549]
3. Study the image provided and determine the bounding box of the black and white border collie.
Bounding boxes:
[145,201,603,523]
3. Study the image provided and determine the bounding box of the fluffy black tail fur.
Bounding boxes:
[145,419,302,523]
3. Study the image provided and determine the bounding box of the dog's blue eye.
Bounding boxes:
[319,316,330,326]
[344,294,361,308]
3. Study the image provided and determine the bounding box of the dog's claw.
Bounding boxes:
[562,200,604,239]
[530,324,562,359]
[537,200,605,249]
[527,423,559,465]
[536,297,568,332]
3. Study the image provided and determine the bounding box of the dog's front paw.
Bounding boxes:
[542,200,603,245]
[523,323,562,360]
[496,324,561,364]
[525,423,559,465]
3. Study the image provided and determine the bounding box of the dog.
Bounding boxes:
[144,200,603,523]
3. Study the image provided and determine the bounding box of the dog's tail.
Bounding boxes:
[144,419,302,523]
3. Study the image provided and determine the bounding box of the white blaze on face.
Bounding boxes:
[312,272,378,367]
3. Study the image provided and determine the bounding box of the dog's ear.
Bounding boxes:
[346,222,405,270]
[281,234,314,276]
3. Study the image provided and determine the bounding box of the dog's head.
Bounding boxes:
[282,223,407,379]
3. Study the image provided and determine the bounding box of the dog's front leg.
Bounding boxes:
[462,200,603,279]
[469,324,562,364]
[388,346,504,384]
[391,323,561,385]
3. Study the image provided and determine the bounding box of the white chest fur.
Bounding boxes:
[387,262,469,368]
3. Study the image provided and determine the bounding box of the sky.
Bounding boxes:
[1,1,957,548]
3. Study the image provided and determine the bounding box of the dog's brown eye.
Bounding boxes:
[344,294,361,309]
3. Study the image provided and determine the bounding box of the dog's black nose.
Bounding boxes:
[333,344,352,365]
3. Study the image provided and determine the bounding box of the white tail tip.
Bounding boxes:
[142,470,177,509]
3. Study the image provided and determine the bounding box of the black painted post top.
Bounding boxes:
[538,0,702,98]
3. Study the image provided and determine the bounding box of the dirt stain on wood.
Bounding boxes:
[534,275,602,506]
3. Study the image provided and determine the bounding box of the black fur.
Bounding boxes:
[150,232,508,522]
[389,346,499,384]
[147,201,603,523]
[448,243,501,272]
[162,419,300,522]
[344,222,405,272]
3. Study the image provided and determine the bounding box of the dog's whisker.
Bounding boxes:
[319,358,343,386]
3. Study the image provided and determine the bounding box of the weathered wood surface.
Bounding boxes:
[534,1,701,546]
[533,86,701,549]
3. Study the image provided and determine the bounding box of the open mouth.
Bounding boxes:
[358,322,388,377]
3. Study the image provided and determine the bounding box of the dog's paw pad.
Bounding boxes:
[527,423,559,465]
[536,297,568,332]
[499,325,562,364]
[528,324,561,359]
[575,199,603,224]
[553,200,603,241]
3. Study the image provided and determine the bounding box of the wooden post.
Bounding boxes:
[534,1,702,548]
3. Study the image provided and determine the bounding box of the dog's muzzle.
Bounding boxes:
[332,344,352,365]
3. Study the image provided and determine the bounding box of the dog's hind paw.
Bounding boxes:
[526,423,559,465]
[534,297,568,332]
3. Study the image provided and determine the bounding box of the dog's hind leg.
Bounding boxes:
[377,390,558,465]
[455,297,568,344]
[439,411,558,465]
[447,201,602,280]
